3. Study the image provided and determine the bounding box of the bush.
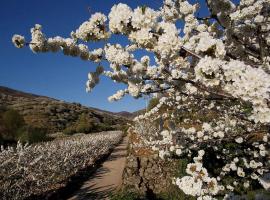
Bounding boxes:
[0,118,8,134]
[0,134,3,145]
[75,113,95,133]
[155,158,196,200]
[2,109,25,130]
[17,126,48,144]
[1,109,25,141]
[63,113,106,135]
[95,123,113,132]
[63,126,76,135]
[157,188,196,200]
[0,108,49,144]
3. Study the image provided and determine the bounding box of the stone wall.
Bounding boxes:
[122,152,178,195]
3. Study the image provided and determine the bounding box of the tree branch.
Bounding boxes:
[181,46,202,59]
[196,15,214,21]
[142,76,237,101]
[140,86,174,95]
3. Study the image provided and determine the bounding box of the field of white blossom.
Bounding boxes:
[0,131,123,200]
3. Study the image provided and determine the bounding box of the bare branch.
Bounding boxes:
[181,46,202,59]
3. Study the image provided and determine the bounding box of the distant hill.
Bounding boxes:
[115,110,145,119]
[116,111,138,119]
[0,86,131,133]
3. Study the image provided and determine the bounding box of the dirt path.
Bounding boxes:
[67,136,128,200]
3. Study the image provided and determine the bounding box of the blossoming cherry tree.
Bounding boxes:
[12,0,270,199]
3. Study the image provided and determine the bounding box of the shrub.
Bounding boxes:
[1,109,25,141]
[0,122,9,145]
[75,113,95,133]
[63,126,76,135]
[2,109,25,130]
[95,123,113,132]
[0,105,7,113]
[63,113,104,135]
[0,109,49,144]
[157,188,196,200]
[0,134,3,145]
[17,126,48,144]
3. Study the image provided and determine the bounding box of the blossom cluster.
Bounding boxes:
[108,3,133,34]
[175,151,220,198]
[12,24,105,62]
[104,44,133,66]
[195,57,270,123]
[86,65,104,92]
[74,12,110,42]
[12,35,25,48]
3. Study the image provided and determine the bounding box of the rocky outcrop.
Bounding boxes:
[0,86,128,133]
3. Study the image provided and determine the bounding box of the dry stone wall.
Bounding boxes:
[123,152,178,195]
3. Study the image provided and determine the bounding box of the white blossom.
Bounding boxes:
[12,34,25,48]
[75,13,109,41]
[109,3,133,34]
[131,7,159,29]
[105,44,133,66]
[235,137,243,144]
[175,176,203,196]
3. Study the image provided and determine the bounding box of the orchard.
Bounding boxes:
[12,0,270,199]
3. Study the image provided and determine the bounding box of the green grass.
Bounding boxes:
[109,188,142,200]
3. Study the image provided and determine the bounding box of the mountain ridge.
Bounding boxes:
[0,86,138,118]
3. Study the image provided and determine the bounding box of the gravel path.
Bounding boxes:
[67,136,128,200]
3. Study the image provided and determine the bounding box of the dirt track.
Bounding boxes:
[68,136,128,200]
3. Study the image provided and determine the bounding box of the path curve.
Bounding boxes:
[68,136,128,200]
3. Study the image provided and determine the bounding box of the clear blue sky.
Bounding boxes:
[0,0,235,112]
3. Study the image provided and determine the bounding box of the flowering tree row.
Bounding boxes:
[132,95,269,199]
[0,131,122,199]
[12,0,270,199]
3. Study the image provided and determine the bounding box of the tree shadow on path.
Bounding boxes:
[65,137,128,200]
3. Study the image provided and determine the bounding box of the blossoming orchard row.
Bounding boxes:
[0,131,123,199]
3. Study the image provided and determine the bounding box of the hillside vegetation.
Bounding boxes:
[0,86,129,135]
[0,108,49,145]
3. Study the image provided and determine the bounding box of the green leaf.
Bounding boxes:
[141,5,147,14]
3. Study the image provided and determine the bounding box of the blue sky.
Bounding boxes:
[0,0,222,112]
